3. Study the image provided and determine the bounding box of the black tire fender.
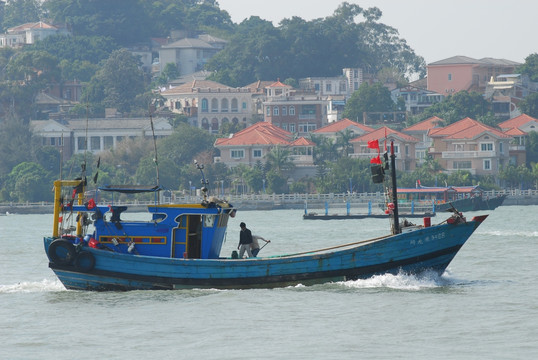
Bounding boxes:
[48,239,76,265]
[74,251,96,272]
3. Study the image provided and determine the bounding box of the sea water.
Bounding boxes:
[1,206,537,359]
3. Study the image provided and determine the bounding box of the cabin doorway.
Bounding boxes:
[172,215,202,259]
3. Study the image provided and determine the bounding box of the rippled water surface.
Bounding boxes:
[1,206,537,359]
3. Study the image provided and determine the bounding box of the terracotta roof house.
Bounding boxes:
[160,79,253,133]
[214,121,315,168]
[312,118,375,139]
[498,113,538,165]
[402,116,445,164]
[428,117,513,176]
[1,21,68,48]
[427,56,521,95]
[350,126,420,171]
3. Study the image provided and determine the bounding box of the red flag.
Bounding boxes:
[367,139,379,149]
[370,155,382,164]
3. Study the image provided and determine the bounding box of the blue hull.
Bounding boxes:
[45,218,484,290]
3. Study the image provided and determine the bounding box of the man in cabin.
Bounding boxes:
[250,235,270,257]
[238,222,253,258]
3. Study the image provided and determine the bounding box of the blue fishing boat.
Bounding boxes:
[44,143,487,290]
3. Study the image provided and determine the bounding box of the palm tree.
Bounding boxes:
[265,145,294,174]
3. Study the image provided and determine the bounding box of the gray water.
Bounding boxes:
[1,206,537,359]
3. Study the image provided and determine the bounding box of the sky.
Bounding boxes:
[217,0,536,66]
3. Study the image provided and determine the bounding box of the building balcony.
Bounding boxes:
[441,151,495,158]
[509,145,526,151]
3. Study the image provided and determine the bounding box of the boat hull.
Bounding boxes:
[45,216,486,291]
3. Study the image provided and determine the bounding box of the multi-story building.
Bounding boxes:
[160,79,253,133]
[498,114,538,166]
[484,74,538,120]
[0,21,68,48]
[402,116,445,165]
[391,85,444,115]
[263,80,327,136]
[31,117,172,160]
[158,35,226,77]
[427,56,521,95]
[214,121,315,170]
[428,117,512,176]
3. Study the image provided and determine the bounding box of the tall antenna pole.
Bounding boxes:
[390,140,400,234]
[149,104,160,187]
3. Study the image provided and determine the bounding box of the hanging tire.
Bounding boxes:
[74,251,95,272]
[48,239,76,265]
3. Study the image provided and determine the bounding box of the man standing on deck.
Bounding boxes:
[238,222,253,258]
[251,235,270,257]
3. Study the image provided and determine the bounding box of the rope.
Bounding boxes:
[275,233,391,258]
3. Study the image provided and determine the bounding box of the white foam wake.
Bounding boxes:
[340,271,447,290]
[0,279,66,293]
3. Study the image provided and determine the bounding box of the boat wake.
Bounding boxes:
[477,229,538,238]
[0,279,66,294]
[339,271,453,291]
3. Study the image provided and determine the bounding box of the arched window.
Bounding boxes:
[221,98,229,112]
[211,98,218,112]
[201,98,208,112]
[232,117,239,124]
[211,118,219,132]
[231,98,238,112]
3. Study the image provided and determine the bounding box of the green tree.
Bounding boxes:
[265,145,294,174]
[83,49,146,113]
[3,0,42,30]
[157,63,180,85]
[413,90,493,125]
[526,131,538,166]
[518,93,538,119]
[7,162,52,202]
[517,53,538,82]
[0,115,35,174]
[342,82,395,121]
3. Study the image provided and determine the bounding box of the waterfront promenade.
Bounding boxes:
[1,189,537,214]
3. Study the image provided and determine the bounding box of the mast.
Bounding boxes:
[390,140,400,234]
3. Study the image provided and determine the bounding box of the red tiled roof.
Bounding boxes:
[267,79,291,88]
[312,118,375,134]
[504,127,526,136]
[403,116,445,132]
[290,137,315,146]
[429,117,511,139]
[498,114,538,130]
[214,122,292,146]
[350,126,419,143]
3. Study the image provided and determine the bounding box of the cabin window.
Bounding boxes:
[231,149,244,159]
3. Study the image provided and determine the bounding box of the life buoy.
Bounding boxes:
[48,239,76,265]
[74,251,95,272]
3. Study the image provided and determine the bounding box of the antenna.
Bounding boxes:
[149,104,160,187]
[194,159,209,202]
